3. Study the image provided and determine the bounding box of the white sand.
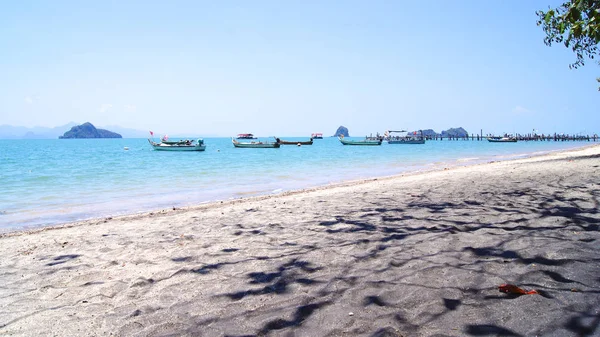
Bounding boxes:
[1,145,599,336]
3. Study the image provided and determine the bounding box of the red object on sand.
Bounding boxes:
[498,284,539,295]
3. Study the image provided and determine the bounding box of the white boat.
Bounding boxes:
[232,137,281,148]
[386,130,425,144]
[148,138,206,151]
[338,135,382,146]
[488,137,517,143]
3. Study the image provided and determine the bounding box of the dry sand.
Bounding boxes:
[1,145,599,337]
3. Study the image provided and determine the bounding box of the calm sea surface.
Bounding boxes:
[0,137,592,232]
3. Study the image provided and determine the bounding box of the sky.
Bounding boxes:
[1,0,598,137]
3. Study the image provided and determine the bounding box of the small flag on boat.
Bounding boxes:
[149,131,154,136]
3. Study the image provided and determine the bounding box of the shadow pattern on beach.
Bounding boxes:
[203,156,599,336]
[177,160,600,336]
[2,153,600,337]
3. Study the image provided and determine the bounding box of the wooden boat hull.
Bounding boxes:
[339,137,382,146]
[488,138,517,143]
[160,140,195,145]
[148,139,206,151]
[388,139,425,144]
[279,140,313,145]
[232,138,280,148]
[386,130,425,144]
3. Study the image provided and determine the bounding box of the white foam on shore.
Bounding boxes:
[2,141,596,232]
[456,157,480,162]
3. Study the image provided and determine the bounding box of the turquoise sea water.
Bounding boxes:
[0,137,593,232]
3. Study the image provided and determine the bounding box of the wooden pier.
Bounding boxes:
[364,131,598,142]
[425,133,598,142]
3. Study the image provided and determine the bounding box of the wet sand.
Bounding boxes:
[1,145,599,336]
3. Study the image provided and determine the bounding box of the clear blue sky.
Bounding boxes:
[1,0,598,136]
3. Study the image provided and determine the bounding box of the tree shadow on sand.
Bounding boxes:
[178,160,600,336]
[15,155,599,337]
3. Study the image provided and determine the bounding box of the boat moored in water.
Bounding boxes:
[148,138,206,151]
[160,139,197,145]
[386,130,425,144]
[279,138,313,145]
[389,138,425,144]
[488,137,517,143]
[311,133,323,139]
[338,136,382,146]
[232,137,281,148]
[237,133,257,139]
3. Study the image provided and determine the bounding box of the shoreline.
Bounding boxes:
[2,143,598,238]
[1,139,593,232]
[1,143,599,335]
[0,144,600,239]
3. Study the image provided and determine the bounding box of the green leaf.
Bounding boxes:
[559,22,566,34]
[573,23,583,38]
[544,10,555,24]
[569,7,581,21]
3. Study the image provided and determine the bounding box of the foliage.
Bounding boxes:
[536,0,600,89]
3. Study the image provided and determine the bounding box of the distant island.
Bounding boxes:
[333,126,469,138]
[441,127,469,138]
[59,122,122,139]
[333,126,349,137]
[417,127,469,138]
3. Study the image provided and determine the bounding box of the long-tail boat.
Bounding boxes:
[279,138,313,145]
[232,137,281,148]
[386,130,425,144]
[148,138,206,151]
[338,136,382,146]
[487,137,517,143]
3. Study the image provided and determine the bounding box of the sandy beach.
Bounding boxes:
[1,145,599,337]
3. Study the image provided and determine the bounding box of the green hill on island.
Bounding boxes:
[59,122,122,139]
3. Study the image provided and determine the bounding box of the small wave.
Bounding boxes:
[493,155,519,159]
[234,190,262,196]
[456,157,480,162]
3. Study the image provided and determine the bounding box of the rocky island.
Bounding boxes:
[332,126,469,138]
[59,122,122,139]
[333,126,349,137]
[441,127,469,138]
[411,127,469,138]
